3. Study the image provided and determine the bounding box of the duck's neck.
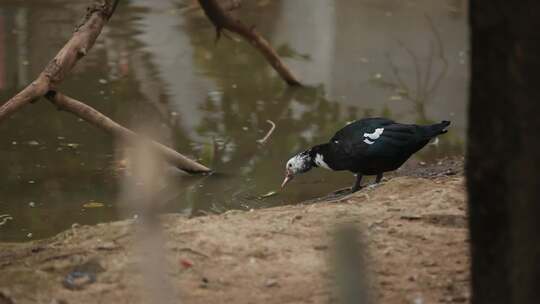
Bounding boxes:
[308,144,333,170]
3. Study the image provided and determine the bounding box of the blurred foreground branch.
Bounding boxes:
[198,0,302,86]
[333,225,372,304]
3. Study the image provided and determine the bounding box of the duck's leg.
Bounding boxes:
[365,173,384,190]
[351,174,363,193]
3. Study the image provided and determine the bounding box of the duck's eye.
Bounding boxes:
[288,164,292,168]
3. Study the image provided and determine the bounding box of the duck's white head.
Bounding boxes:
[281,150,314,188]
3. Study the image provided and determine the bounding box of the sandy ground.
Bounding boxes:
[0,164,468,304]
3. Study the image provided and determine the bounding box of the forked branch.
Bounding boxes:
[0,0,211,174]
[0,0,119,123]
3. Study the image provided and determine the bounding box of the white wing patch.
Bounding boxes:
[363,128,384,145]
[314,153,331,170]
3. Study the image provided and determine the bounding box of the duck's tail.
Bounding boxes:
[425,120,451,137]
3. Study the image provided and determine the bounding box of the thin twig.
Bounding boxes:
[383,15,448,107]
[256,120,276,144]
[386,53,410,96]
[422,39,435,101]
[425,15,448,99]
[397,40,422,102]
[0,215,13,227]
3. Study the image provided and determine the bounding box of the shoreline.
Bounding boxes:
[0,163,469,304]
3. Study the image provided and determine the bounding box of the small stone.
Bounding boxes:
[199,277,209,288]
[313,245,328,251]
[27,232,33,238]
[96,242,117,251]
[400,214,422,221]
[265,279,279,288]
[28,202,36,208]
[98,78,108,84]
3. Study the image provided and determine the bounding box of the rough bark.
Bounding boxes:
[46,91,211,174]
[198,0,301,86]
[0,0,117,123]
[468,1,540,303]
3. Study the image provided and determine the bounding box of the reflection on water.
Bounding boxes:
[0,0,467,241]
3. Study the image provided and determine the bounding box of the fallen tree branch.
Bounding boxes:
[0,0,211,174]
[256,120,276,144]
[45,91,211,174]
[198,0,301,86]
[0,0,119,123]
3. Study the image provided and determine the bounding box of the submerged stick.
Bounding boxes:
[256,120,276,144]
[46,91,212,174]
[197,0,302,86]
[0,0,119,124]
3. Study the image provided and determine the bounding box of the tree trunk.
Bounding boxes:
[468,1,540,303]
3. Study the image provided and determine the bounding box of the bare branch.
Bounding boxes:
[256,120,276,144]
[386,53,411,97]
[425,15,448,99]
[0,0,118,123]
[198,0,302,86]
[397,40,422,102]
[109,0,121,19]
[422,39,435,101]
[45,91,212,174]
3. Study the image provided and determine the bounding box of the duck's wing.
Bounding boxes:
[330,117,395,144]
[325,118,396,169]
[361,123,426,158]
[329,121,425,162]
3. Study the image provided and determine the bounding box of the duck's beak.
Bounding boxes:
[281,170,294,188]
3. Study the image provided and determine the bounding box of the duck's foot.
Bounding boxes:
[365,183,380,190]
[332,186,364,196]
[332,187,354,196]
[350,174,364,193]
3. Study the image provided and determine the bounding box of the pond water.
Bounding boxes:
[0,0,468,241]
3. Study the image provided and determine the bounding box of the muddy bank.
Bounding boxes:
[0,173,468,304]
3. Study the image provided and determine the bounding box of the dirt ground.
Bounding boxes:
[0,160,469,304]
